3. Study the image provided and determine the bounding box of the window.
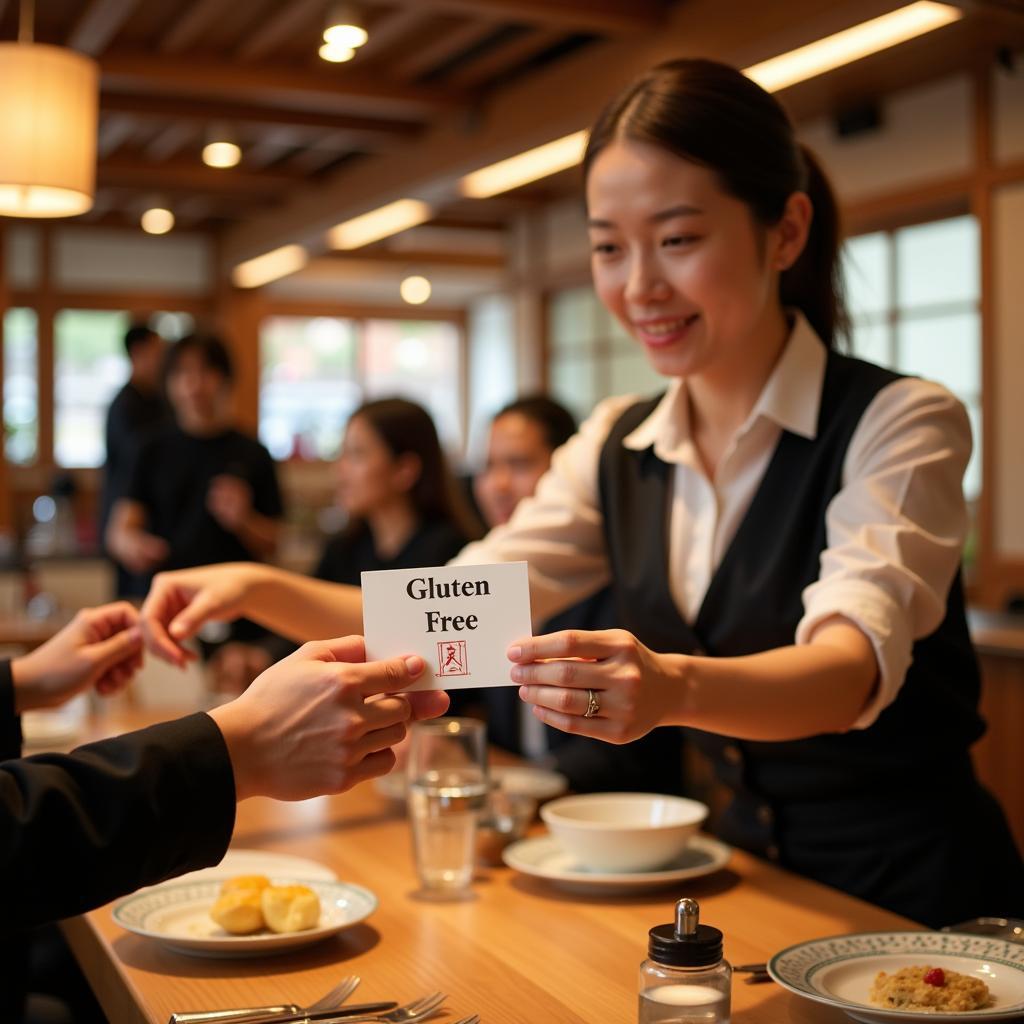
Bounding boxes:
[54,309,194,468]
[3,307,38,465]
[547,285,663,421]
[258,316,463,461]
[843,214,982,500]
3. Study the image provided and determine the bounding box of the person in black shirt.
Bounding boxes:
[209,398,477,693]
[106,333,282,599]
[99,323,170,597]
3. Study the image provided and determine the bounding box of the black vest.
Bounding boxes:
[598,351,985,845]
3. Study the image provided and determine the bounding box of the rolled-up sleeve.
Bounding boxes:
[452,396,636,624]
[796,377,972,728]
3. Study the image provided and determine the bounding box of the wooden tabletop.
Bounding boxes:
[61,712,914,1024]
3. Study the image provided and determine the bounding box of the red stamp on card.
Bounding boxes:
[437,640,469,677]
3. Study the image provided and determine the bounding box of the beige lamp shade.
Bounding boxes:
[0,42,99,218]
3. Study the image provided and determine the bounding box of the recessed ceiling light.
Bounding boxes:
[141,207,174,234]
[400,274,432,305]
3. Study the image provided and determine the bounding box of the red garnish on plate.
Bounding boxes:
[923,968,946,987]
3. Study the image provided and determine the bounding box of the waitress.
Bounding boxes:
[139,59,1023,928]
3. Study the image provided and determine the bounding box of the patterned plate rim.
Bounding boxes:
[767,931,1024,1020]
[113,877,377,944]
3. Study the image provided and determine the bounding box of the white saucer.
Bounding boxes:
[768,931,1024,1022]
[502,834,731,893]
[113,877,375,958]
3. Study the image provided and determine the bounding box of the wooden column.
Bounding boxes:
[37,226,56,468]
[508,211,545,393]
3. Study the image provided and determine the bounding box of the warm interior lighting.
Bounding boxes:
[400,274,432,305]
[459,131,587,199]
[0,42,98,217]
[324,3,368,48]
[203,140,241,169]
[743,2,962,92]
[319,41,356,63]
[327,199,432,250]
[456,2,961,200]
[141,207,174,235]
[232,244,309,288]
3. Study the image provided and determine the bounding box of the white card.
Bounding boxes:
[361,561,531,691]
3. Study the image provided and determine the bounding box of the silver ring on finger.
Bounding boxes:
[583,688,601,718]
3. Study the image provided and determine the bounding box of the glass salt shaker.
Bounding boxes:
[639,897,731,1023]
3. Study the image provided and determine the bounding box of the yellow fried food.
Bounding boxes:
[210,888,264,935]
[870,965,992,1012]
[261,884,321,934]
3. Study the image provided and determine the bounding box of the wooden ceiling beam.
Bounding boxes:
[237,0,323,62]
[160,0,238,54]
[67,0,142,55]
[356,7,434,63]
[98,156,305,195]
[99,92,423,144]
[393,18,500,80]
[143,122,196,162]
[443,26,566,87]
[100,52,464,117]
[97,114,137,159]
[328,249,506,268]
[375,0,667,34]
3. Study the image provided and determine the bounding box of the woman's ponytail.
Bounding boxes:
[780,146,849,349]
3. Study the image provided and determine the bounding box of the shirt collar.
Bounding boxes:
[622,311,826,461]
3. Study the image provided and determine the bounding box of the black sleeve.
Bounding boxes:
[0,711,237,932]
[0,661,23,761]
[123,433,156,508]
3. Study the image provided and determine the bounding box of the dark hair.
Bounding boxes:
[164,333,235,382]
[351,398,481,540]
[124,323,158,355]
[583,58,848,348]
[495,395,577,452]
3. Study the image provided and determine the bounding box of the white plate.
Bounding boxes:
[113,877,377,958]
[375,764,569,803]
[768,931,1024,1022]
[501,833,730,894]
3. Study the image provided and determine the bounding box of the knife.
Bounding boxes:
[170,1001,398,1024]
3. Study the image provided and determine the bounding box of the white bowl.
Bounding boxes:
[539,792,708,873]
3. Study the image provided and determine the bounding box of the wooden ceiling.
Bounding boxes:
[1,0,1022,283]
[0,0,667,230]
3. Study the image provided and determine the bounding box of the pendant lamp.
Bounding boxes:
[0,0,99,217]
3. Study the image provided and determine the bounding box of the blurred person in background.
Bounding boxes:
[106,333,282,655]
[454,395,686,795]
[99,323,170,597]
[209,397,479,693]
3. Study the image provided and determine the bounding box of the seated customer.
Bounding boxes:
[1,602,444,1018]
[459,395,685,794]
[211,397,479,693]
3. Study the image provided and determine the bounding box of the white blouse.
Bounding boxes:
[452,313,972,729]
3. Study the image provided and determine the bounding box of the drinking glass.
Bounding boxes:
[407,718,488,895]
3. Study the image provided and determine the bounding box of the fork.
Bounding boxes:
[170,975,360,1024]
[317,992,447,1024]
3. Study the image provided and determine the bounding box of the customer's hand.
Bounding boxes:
[207,636,450,801]
[140,563,265,667]
[11,602,144,714]
[509,629,676,744]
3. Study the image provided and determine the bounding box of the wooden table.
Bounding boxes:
[61,714,914,1024]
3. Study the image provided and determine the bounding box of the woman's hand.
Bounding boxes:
[11,603,144,713]
[140,563,266,667]
[508,629,682,743]
[207,636,449,801]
